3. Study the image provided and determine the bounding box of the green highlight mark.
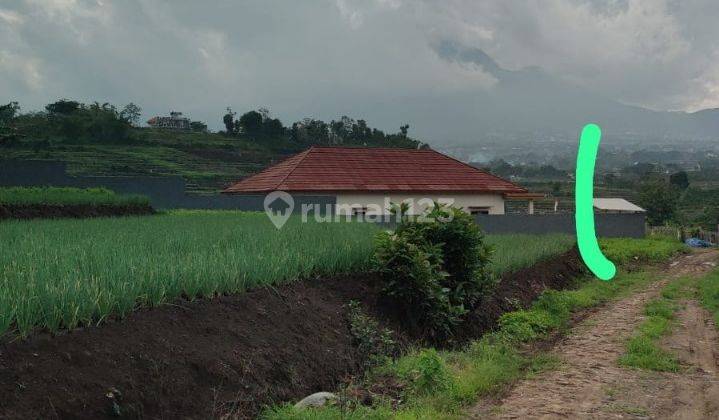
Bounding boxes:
[575,123,616,281]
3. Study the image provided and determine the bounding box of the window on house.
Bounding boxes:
[468,206,491,215]
[352,207,368,216]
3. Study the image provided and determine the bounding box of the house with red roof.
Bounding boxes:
[223,146,540,216]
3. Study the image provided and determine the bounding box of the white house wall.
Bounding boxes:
[335,193,505,215]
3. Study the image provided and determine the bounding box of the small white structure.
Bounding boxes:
[593,198,646,214]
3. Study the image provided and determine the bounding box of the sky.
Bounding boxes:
[2,0,719,142]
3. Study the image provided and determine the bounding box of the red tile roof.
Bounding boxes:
[223,147,527,194]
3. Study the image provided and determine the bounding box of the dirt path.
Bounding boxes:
[470,250,719,419]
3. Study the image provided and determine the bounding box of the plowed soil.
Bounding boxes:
[471,249,719,420]
[0,249,582,419]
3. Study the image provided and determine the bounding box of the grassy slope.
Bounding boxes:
[1,129,295,193]
[264,238,685,419]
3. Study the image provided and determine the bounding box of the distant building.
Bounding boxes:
[147,112,191,130]
[593,198,646,214]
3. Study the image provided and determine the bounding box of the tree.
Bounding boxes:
[0,102,20,125]
[0,102,21,145]
[669,171,690,190]
[639,181,679,226]
[700,206,719,230]
[190,121,208,132]
[238,110,263,136]
[258,107,271,121]
[263,117,284,138]
[222,107,236,135]
[400,124,409,137]
[119,103,142,126]
[45,99,81,115]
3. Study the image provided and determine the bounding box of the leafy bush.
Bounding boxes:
[347,301,396,368]
[374,203,494,339]
[401,206,494,307]
[374,230,463,338]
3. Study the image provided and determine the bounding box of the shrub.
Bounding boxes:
[404,206,494,307]
[374,203,494,339]
[374,230,464,338]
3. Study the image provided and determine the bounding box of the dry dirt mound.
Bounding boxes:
[471,249,719,419]
[0,249,582,419]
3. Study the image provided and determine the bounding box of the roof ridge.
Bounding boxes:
[272,147,314,190]
[429,149,527,193]
[308,145,426,151]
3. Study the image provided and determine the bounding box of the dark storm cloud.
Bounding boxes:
[2,0,718,141]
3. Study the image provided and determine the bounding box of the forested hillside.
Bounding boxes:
[0,100,424,192]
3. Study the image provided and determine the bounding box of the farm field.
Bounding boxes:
[0,211,377,336]
[0,212,576,338]
[486,233,574,275]
[0,214,692,418]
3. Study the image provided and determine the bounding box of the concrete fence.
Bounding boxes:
[0,160,333,211]
[474,213,645,238]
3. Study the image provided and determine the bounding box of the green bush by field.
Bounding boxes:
[0,211,378,336]
[374,205,495,339]
[0,186,149,206]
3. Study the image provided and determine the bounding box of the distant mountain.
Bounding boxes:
[354,41,719,145]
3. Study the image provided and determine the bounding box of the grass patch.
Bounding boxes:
[264,267,664,419]
[600,237,686,264]
[0,186,149,206]
[485,234,575,276]
[617,277,691,372]
[698,267,719,326]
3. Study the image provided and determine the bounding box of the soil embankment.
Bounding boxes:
[0,203,154,220]
[0,249,582,419]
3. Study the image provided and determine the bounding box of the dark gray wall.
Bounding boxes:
[0,160,335,212]
[474,213,645,238]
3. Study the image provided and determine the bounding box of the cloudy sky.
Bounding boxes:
[2,0,719,141]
